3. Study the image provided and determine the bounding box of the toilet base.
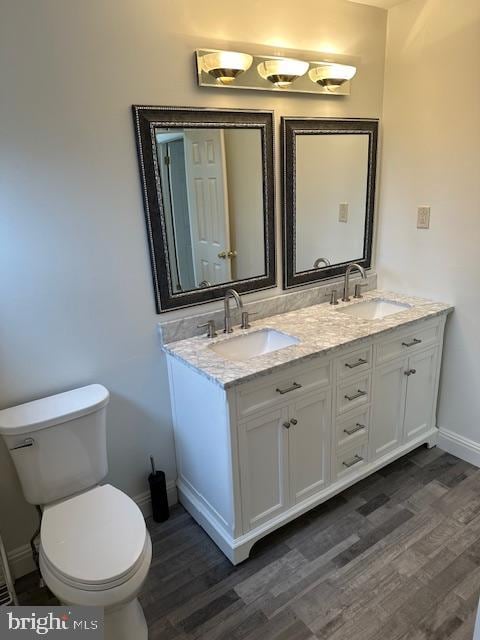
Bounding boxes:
[59,598,148,640]
[40,532,152,640]
[105,598,148,640]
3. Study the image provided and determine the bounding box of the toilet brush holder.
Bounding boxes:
[148,456,169,523]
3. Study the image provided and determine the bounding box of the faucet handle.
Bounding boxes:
[330,289,339,305]
[354,282,368,299]
[197,319,217,338]
[241,310,257,330]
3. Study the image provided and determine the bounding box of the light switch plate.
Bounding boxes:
[339,202,349,223]
[417,206,431,229]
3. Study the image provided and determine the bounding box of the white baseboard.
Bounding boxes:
[7,544,36,581]
[8,480,178,581]
[438,427,480,468]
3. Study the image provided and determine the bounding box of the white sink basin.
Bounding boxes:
[336,299,411,320]
[209,329,299,361]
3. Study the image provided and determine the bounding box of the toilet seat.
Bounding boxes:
[39,539,149,592]
[40,484,148,591]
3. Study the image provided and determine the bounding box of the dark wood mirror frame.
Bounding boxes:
[282,117,378,290]
[132,106,276,313]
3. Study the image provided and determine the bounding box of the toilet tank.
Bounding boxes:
[0,385,110,505]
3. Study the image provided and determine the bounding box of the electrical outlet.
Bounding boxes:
[339,202,349,223]
[417,206,431,229]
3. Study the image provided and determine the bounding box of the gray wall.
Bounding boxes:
[224,129,265,281]
[0,0,387,556]
[377,0,480,462]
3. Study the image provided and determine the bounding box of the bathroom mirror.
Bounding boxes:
[133,106,275,312]
[282,118,378,289]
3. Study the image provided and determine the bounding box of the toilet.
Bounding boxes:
[0,384,151,640]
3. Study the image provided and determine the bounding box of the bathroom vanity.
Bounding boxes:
[164,291,452,564]
[138,107,452,564]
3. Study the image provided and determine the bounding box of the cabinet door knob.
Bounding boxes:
[404,368,417,376]
[290,418,298,426]
[282,421,291,429]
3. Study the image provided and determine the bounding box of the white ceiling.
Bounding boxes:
[348,0,409,8]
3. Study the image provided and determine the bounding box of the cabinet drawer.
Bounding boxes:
[337,345,372,380]
[337,373,371,417]
[336,407,369,451]
[237,359,331,419]
[375,320,441,366]
[335,443,368,480]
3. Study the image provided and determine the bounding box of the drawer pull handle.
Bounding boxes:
[345,358,367,369]
[402,338,422,348]
[343,454,364,468]
[404,368,417,376]
[344,423,366,436]
[10,437,35,451]
[282,421,291,429]
[276,382,302,395]
[344,389,367,402]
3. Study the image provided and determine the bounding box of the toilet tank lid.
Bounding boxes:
[0,385,110,435]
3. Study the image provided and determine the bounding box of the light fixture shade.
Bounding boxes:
[257,58,309,88]
[308,64,357,89]
[201,51,253,84]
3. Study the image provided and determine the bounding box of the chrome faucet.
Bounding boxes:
[223,288,244,333]
[342,263,368,302]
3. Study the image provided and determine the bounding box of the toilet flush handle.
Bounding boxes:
[10,437,35,451]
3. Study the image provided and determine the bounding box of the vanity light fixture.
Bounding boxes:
[200,50,253,85]
[195,48,356,96]
[257,58,309,88]
[308,63,357,90]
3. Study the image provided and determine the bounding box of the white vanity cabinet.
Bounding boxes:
[371,358,407,458]
[371,320,443,460]
[166,314,447,564]
[238,386,331,532]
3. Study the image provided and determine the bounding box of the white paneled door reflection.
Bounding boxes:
[183,130,231,287]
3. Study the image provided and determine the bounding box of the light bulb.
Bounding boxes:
[201,51,253,85]
[257,58,309,88]
[308,64,357,89]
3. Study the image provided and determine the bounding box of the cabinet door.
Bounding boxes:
[289,391,331,504]
[238,408,290,531]
[371,357,408,460]
[404,347,438,442]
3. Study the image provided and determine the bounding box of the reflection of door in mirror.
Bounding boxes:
[157,129,231,291]
[156,127,266,293]
[183,130,231,288]
[295,134,369,273]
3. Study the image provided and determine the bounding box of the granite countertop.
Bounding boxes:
[163,290,453,389]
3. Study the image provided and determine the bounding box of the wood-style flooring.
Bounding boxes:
[16,446,480,640]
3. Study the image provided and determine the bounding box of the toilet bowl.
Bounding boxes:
[38,484,151,640]
[0,385,153,640]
